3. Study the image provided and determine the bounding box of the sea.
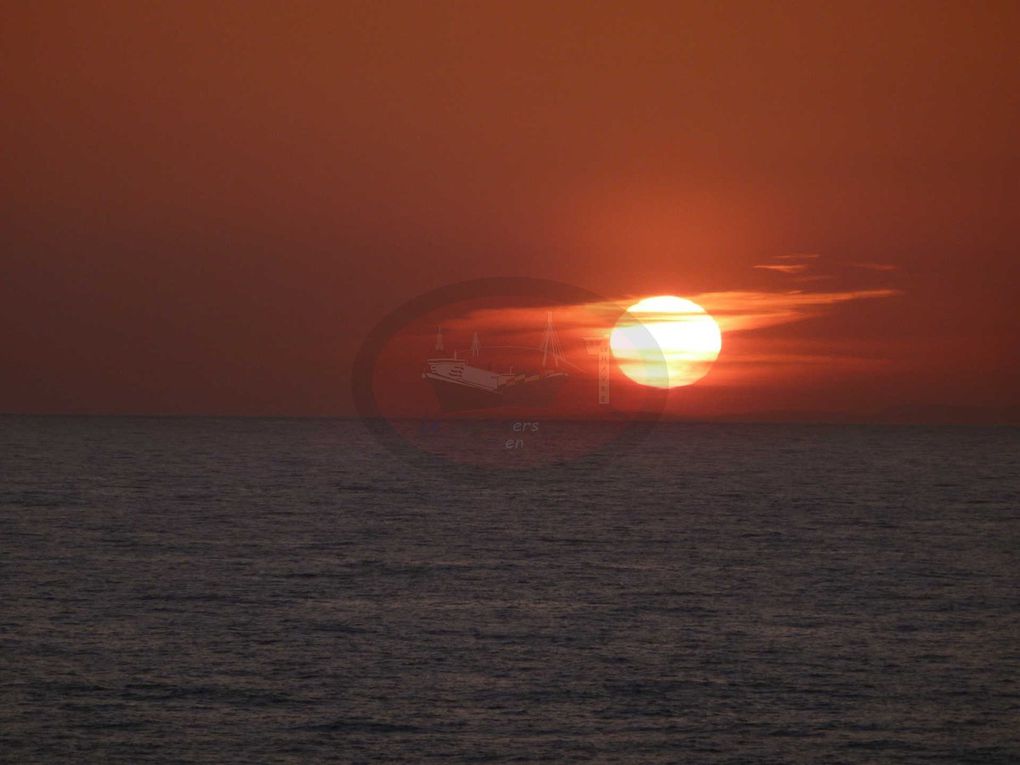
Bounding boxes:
[1,416,1018,763]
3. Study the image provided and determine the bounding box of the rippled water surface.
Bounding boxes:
[2,416,1018,763]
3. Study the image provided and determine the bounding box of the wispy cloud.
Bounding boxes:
[739,253,900,330]
[753,263,809,274]
[754,253,821,277]
[435,286,901,342]
[690,288,901,333]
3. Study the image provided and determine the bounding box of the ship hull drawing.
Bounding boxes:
[423,359,507,411]
[423,359,568,412]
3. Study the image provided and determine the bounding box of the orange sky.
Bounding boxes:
[2,2,1018,422]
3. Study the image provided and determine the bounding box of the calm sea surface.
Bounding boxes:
[1,416,1018,763]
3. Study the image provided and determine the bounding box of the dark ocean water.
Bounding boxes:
[2,416,1018,763]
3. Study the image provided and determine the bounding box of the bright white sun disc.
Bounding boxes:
[609,295,721,388]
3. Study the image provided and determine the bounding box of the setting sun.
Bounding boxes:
[610,296,722,388]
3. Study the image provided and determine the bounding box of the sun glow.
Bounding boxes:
[610,295,722,388]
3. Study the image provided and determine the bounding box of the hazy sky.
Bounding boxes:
[3,2,1018,420]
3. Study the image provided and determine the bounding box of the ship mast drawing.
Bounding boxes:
[583,335,611,405]
[539,312,561,369]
